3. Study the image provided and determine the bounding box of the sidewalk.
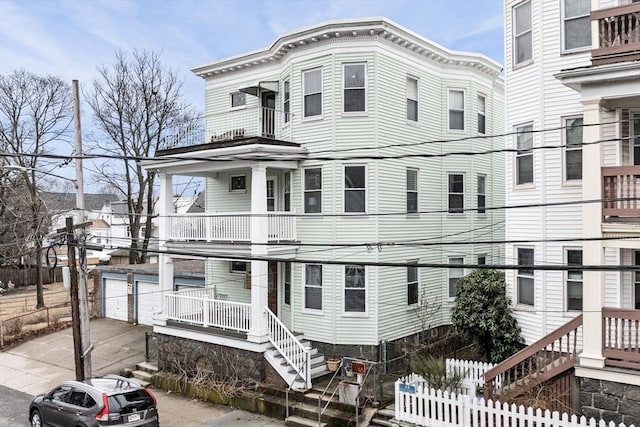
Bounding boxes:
[0,318,285,427]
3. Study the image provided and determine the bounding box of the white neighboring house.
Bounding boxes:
[503,0,640,422]
[142,17,505,391]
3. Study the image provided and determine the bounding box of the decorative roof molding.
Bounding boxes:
[191,17,502,79]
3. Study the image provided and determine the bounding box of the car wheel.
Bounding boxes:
[30,410,42,427]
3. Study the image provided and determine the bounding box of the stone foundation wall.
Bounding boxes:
[156,334,267,384]
[579,377,640,426]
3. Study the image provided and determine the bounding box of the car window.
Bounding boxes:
[108,390,154,413]
[50,386,72,403]
[67,389,90,407]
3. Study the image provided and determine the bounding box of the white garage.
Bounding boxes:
[137,281,160,326]
[103,278,128,321]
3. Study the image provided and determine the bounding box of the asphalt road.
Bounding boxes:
[0,384,31,427]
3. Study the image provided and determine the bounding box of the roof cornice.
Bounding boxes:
[191,17,502,79]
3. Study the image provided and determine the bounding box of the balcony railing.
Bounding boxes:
[168,212,296,243]
[592,3,640,65]
[159,107,291,150]
[602,165,640,218]
[602,307,640,370]
[165,289,251,333]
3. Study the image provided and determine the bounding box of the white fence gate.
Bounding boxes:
[395,375,636,427]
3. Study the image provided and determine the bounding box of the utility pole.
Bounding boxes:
[73,79,92,378]
[66,216,84,381]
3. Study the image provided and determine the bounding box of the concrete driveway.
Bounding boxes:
[0,318,284,427]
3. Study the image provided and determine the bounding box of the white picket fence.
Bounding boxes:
[395,377,636,427]
[445,358,499,392]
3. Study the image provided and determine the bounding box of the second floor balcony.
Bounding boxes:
[160,107,292,151]
[602,165,640,219]
[592,2,640,65]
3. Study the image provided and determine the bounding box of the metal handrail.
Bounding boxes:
[318,359,343,426]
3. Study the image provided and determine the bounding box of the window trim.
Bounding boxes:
[515,123,534,186]
[230,91,246,109]
[561,0,591,53]
[303,167,322,214]
[447,173,465,214]
[303,263,323,313]
[283,80,290,124]
[565,248,583,312]
[407,76,419,122]
[513,0,533,67]
[407,261,419,307]
[448,89,466,131]
[302,67,323,119]
[477,94,486,134]
[343,265,368,316]
[407,168,419,214]
[448,256,465,299]
[477,254,487,266]
[342,62,367,114]
[477,174,487,214]
[516,247,535,307]
[343,164,367,214]
[284,262,292,307]
[229,174,247,192]
[230,261,250,274]
[564,115,583,183]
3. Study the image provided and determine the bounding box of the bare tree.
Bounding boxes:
[0,70,72,308]
[86,50,196,264]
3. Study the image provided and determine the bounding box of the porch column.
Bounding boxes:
[158,173,174,313]
[579,99,605,369]
[248,164,269,342]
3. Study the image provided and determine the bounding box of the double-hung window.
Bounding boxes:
[565,116,583,181]
[344,265,366,313]
[231,91,246,108]
[304,264,323,311]
[563,0,591,51]
[304,168,322,213]
[477,175,486,214]
[448,257,464,298]
[407,168,418,214]
[303,68,322,117]
[284,262,292,306]
[407,262,419,306]
[566,249,583,311]
[449,90,465,131]
[517,248,535,306]
[283,80,290,123]
[284,171,291,212]
[407,77,418,121]
[516,124,534,185]
[448,173,464,214]
[513,0,532,65]
[343,63,366,112]
[344,165,366,213]
[478,95,486,134]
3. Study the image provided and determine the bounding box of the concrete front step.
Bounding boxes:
[285,415,327,427]
[136,361,159,374]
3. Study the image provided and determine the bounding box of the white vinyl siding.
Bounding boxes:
[516,124,534,185]
[407,168,418,214]
[448,89,465,130]
[303,68,322,118]
[517,248,535,306]
[407,77,418,121]
[513,0,532,66]
[343,63,366,112]
[562,0,591,51]
[565,116,583,181]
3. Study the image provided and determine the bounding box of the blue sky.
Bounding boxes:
[0,0,504,113]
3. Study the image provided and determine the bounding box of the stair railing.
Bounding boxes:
[483,314,583,402]
[318,359,343,426]
[265,307,311,388]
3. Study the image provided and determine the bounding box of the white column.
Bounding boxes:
[248,164,269,342]
[580,99,606,369]
[158,173,174,314]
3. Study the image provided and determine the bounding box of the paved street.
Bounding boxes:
[0,318,285,427]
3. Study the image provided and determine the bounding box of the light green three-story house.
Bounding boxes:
[144,17,504,390]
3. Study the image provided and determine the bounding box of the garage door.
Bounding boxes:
[137,281,160,326]
[104,278,128,321]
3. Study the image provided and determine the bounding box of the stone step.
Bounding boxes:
[285,415,327,427]
[136,361,159,374]
[131,369,154,384]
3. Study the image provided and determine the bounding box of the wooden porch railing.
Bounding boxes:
[484,314,583,403]
[601,165,640,218]
[603,307,640,370]
[592,2,640,65]
[165,291,251,333]
[168,212,296,243]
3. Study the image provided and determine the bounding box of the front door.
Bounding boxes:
[262,92,276,138]
[268,261,278,314]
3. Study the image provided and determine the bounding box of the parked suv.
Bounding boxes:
[29,375,159,427]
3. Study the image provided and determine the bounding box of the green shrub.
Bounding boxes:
[408,355,465,393]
